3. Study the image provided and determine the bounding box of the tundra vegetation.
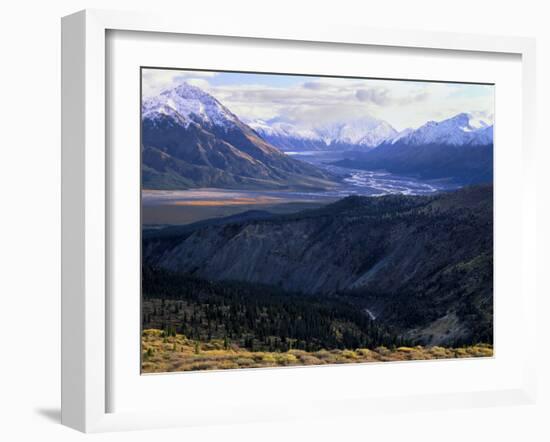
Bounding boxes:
[141,329,493,373]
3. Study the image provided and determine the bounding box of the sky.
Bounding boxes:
[141,68,495,132]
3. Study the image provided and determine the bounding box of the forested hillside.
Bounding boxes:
[143,185,493,347]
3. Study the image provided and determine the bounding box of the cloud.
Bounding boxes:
[141,69,217,97]
[396,90,429,105]
[214,81,492,130]
[355,88,390,105]
[355,88,429,107]
[142,69,494,131]
[186,78,211,89]
[278,104,372,126]
[302,81,326,90]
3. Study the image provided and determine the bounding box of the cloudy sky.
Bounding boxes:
[142,68,494,132]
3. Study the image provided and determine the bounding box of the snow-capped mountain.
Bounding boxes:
[393,113,493,147]
[141,83,335,190]
[141,81,493,188]
[389,127,415,144]
[250,112,493,152]
[247,118,318,140]
[145,84,491,153]
[317,117,398,147]
[246,119,321,151]
[142,82,241,130]
[249,116,398,151]
[332,113,494,185]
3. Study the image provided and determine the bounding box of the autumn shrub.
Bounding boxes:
[141,330,493,372]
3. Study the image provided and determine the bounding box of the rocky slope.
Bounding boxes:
[144,186,493,345]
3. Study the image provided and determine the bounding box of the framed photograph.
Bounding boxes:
[61,9,538,432]
[139,67,495,373]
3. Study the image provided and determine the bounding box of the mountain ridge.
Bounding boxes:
[142,82,336,190]
[390,113,493,147]
[248,115,398,151]
[249,112,492,152]
[331,113,493,185]
[143,185,493,345]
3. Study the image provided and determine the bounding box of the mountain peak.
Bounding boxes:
[396,113,493,147]
[144,82,239,129]
[441,112,492,131]
[171,81,202,94]
[141,82,337,191]
[250,115,398,150]
[167,82,216,104]
[450,112,471,121]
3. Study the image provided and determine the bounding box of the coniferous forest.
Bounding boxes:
[142,266,407,353]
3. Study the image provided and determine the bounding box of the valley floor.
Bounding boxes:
[141,329,493,373]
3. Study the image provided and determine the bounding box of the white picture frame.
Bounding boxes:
[61,9,538,433]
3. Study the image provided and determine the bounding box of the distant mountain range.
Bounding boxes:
[386,112,493,146]
[141,83,335,190]
[333,113,493,185]
[142,82,494,189]
[249,112,493,152]
[248,116,398,151]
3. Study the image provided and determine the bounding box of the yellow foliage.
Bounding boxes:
[142,329,163,337]
[262,354,276,363]
[342,350,358,359]
[356,348,373,357]
[140,329,493,373]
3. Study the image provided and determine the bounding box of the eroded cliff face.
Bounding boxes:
[143,185,493,345]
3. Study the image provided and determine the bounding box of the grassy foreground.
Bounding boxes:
[141,329,493,373]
